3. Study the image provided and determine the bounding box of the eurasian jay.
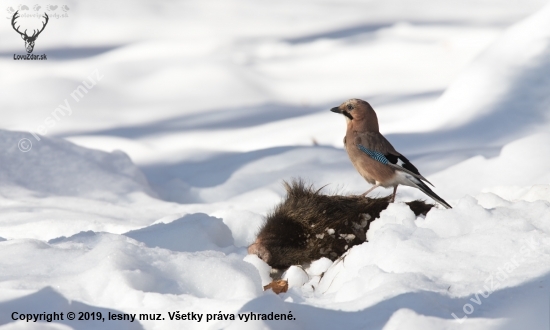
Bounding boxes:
[331,98,452,209]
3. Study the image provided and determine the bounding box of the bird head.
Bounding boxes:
[330,98,379,131]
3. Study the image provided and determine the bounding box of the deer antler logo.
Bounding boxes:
[11,11,49,53]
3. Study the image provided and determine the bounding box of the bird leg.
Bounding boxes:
[362,185,379,197]
[390,186,398,203]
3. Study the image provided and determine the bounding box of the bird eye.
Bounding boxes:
[347,104,353,110]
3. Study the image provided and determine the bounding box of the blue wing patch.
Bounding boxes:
[357,144,389,165]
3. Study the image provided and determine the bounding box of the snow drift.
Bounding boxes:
[1,0,550,330]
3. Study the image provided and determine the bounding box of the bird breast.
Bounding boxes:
[345,138,395,186]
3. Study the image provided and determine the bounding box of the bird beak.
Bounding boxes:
[330,107,342,114]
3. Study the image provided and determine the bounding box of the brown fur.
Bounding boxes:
[248,180,434,269]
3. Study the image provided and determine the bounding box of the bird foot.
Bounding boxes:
[390,186,398,203]
[362,186,379,197]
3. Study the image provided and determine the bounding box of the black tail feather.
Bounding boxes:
[415,181,452,209]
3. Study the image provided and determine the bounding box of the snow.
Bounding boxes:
[123,213,235,253]
[1,0,550,329]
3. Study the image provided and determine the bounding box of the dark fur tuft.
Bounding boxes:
[249,179,434,269]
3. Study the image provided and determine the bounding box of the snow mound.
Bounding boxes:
[0,233,261,308]
[433,133,550,200]
[0,129,186,242]
[0,130,154,201]
[124,213,234,252]
[317,196,550,299]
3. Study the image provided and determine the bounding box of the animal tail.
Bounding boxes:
[414,181,452,209]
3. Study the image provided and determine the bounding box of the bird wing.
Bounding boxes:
[383,152,434,187]
[405,174,452,209]
[356,143,450,208]
[357,142,434,187]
